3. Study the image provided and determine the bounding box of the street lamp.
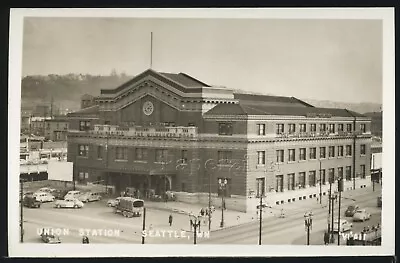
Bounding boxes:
[337,176,344,246]
[218,178,228,228]
[189,214,201,245]
[304,211,313,245]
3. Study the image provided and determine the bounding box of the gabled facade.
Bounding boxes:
[67,69,372,212]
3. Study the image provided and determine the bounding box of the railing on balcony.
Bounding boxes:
[75,124,198,138]
[275,130,367,138]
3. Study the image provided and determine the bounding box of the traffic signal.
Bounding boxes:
[338,178,344,192]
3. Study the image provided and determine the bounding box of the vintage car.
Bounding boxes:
[23,195,41,208]
[332,218,353,233]
[33,192,55,203]
[107,197,122,207]
[78,192,102,203]
[352,209,371,222]
[40,232,61,244]
[54,198,84,209]
[345,205,360,217]
[64,190,82,200]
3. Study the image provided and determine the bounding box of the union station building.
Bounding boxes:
[67,69,372,212]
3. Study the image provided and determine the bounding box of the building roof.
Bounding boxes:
[81,94,95,100]
[233,93,314,108]
[159,72,210,88]
[67,105,99,116]
[205,103,366,118]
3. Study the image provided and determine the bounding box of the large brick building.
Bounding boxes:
[67,69,372,212]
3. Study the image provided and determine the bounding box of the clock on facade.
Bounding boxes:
[143,101,154,116]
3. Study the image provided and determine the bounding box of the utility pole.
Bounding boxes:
[337,177,343,246]
[319,161,322,204]
[105,131,109,195]
[208,171,212,231]
[353,116,357,190]
[20,179,24,243]
[258,194,263,245]
[142,207,146,244]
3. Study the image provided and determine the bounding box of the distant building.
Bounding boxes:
[44,116,69,141]
[81,94,96,109]
[364,112,382,138]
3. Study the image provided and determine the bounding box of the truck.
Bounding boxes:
[23,195,41,208]
[113,197,144,218]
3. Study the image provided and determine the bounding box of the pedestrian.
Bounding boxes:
[324,231,329,245]
[169,214,173,226]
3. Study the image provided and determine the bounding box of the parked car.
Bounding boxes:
[33,192,55,202]
[107,197,122,207]
[345,205,359,217]
[78,192,102,203]
[64,190,82,200]
[22,191,34,199]
[333,218,353,233]
[352,209,371,222]
[54,198,84,209]
[23,195,41,208]
[40,232,61,244]
[53,189,69,200]
[37,187,57,193]
[377,196,382,208]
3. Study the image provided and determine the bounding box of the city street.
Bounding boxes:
[22,186,381,245]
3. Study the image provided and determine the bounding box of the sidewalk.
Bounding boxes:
[145,185,381,232]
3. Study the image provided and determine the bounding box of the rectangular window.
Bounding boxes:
[299,123,307,133]
[329,124,335,133]
[320,123,326,132]
[288,173,295,190]
[360,165,366,179]
[276,150,284,163]
[338,167,344,179]
[320,147,326,159]
[298,172,306,189]
[328,168,335,183]
[181,150,188,163]
[257,151,266,165]
[360,144,366,155]
[346,123,353,132]
[346,166,352,181]
[288,124,296,134]
[155,149,168,162]
[79,121,91,131]
[320,169,326,185]
[276,124,284,134]
[218,123,233,135]
[338,146,344,157]
[328,146,335,158]
[309,147,316,159]
[257,124,265,135]
[78,171,89,182]
[256,178,265,197]
[338,124,344,132]
[360,124,366,133]
[116,147,128,160]
[275,175,283,192]
[218,151,232,164]
[97,146,103,159]
[78,145,89,157]
[288,149,296,162]
[309,171,316,187]
[310,124,317,133]
[346,145,352,156]
[135,148,148,160]
[299,148,306,161]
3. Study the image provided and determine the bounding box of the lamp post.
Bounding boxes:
[330,191,338,242]
[105,131,109,196]
[337,176,344,246]
[218,178,228,228]
[304,211,313,245]
[189,214,201,245]
[142,207,146,244]
[20,179,26,243]
[319,161,322,204]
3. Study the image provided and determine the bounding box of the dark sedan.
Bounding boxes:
[345,205,359,217]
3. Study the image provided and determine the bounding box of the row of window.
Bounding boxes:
[256,123,367,135]
[256,165,366,195]
[78,145,189,163]
[257,144,366,164]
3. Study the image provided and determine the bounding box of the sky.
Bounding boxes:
[22,17,383,104]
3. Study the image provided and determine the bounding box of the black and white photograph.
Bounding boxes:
[8,8,394,257]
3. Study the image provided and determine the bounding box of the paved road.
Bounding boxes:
[22,187,381,245]
[196,188,381,245]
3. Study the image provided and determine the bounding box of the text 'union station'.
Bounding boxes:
[67,69,372,213]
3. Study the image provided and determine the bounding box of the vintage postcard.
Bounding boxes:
[8,8,394,257]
